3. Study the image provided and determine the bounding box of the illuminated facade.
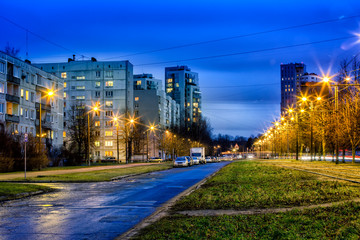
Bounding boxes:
[35,58,133,161]
[0,51,64,147]
[165,66,201,130]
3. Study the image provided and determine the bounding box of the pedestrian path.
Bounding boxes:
[0,163,158,180]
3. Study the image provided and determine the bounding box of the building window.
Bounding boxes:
[105,151,113,156]
[105,81,113,87]
[135,97,139,101]
[0,82,4,93]
[95,121,100,127]
[105,71,113,78]
[0,62,5,73]
[136,81,141,85]
[105,111,113,116]
[25,109,28,118]
[105,101,113,107]
[105,131,113,136]
[95,141,100,147]
[95,131,100,136]
[31,92,35,102]
[76,86,85,90]
[105,91,113,97]
[0,103,3,113]
[105,141,113,147]
[95,91,100,97]
[166,88,173,93]
[63,131,66,138]
[21,89,24,97]
[76,76,85,80]
[13,67,20,78]
[175,83,179,87]
[167,78,173,83]
[96,71,101,78]
[64,92,67,98]
[25,91,29,101]
[61,72,67,79]
[76,96,85,100]
[95,82,100,87]
[105,121,113,127]
[64,82,67,88]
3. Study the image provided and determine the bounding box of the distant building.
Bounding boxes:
[134,73,180,129]
[280,63,306,114]
[299,73,331,100]
[165,66,201,130]
[0,51,64,147]
[35,57,133,161]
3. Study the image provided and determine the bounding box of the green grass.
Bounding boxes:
[135,202,360,239]
[172,161,360,210]
[0,182,52,200]
[13,164,172,182]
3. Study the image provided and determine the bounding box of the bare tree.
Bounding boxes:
[4,42,20,57]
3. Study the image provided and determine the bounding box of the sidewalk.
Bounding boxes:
[0,163,159,180]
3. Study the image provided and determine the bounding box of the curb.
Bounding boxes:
[116,161,231,240]
[0,190,51,203]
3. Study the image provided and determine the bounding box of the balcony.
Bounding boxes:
[6,94,20,104]
[35,119,52,129]
[35,102,51,111]
[7,75,20,85]
[5,114,20,123]
[0,93,4,100]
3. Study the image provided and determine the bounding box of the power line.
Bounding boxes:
[135,35,357,66]
[201,83,279,88]
[0,15,89,59]
[103,14,360,60]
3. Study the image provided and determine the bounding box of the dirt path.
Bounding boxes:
[176,198,360,216]
[0,163,159,180]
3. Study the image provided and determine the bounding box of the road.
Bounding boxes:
[0,162,230,240]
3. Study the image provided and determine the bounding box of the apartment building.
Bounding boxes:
[35,57,133,161]
[0,51,64,147]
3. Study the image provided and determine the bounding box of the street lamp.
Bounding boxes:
[112,116,121,164]
[38,90,55,151]
[87,104,99,166]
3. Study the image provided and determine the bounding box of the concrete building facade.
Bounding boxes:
[165,66,201,130]
[35,58,133,161]
[0,51,64,147]
[280,63,306,114]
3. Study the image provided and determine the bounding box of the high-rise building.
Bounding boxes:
[280,63,306,114]
[0,51,64,147]
[35,57,133,161]
[165,66,201,130]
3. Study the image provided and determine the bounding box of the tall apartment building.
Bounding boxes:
[280,63,306,114]
[0,51,64,147]
[35,58,133,161]
[134,73,180,129]
[165,66,201,130]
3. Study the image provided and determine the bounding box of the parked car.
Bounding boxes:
[102,157,117,162]
[212,156,219,162]
[185,156,194,166]
[192,156,200,165]
[205,156,212,163]
[174,156,190,167]
[149,157,164,163]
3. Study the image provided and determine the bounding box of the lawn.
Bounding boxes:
[0,182,52,201]
[135,202,360,239]
[134,160,360,239]
[172,161,360,211]
[13,164,172,182]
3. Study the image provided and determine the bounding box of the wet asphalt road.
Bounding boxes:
[0,162,230,240]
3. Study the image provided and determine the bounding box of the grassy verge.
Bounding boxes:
[0,182,52,201]
[172,161,360,211]
[13,164,172,182]
[136,202,360,239]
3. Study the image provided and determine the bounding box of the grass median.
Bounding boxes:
[12,163,172,182]
[0,182,53,201]
[135,160,360,239]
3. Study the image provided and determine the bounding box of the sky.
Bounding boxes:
[1,0,360,138]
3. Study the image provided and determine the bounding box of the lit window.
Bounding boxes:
[105,151,113,156]
[135,97,139,101]
[175,83,179,87]
[26,91,29,101]
[21,89,24,97]
[20,108,23,116]
[167,78,173,83]
[76,76,85,80]
[95,141,100,147]
[76,86,85,90]
[189,79,192,83]
[76,96,85,100]
[95,82,100,87]
[61,72,67,79]
[136,81,141,85]
[105,111,113,116]
[166,88,173,93]
[193,103,198,108]
[105,101,113,107]
[105,81,113,87]
[95,121,100,127]
[64,92,67,98]
[105,141,113,147]
[187,103,190,107]
[105,131,113,136]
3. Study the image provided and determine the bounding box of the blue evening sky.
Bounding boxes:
[1,0,360,137]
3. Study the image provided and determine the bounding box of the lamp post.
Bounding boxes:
[126,117,135,164]
[38,90,54,151]
[112,116,120,164]
[87,104,99,166]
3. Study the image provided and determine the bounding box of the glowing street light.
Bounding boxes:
[87,103,100,166]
